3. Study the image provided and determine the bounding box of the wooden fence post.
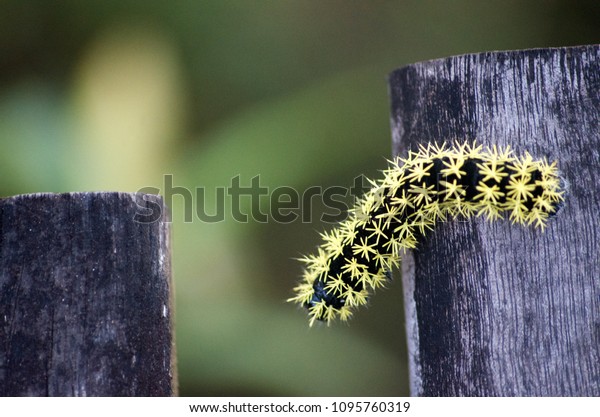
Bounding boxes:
[0,192,175,396]
[389,45,600,396]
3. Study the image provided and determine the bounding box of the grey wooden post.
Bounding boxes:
[0,192,175,396]
[389,45,600,396]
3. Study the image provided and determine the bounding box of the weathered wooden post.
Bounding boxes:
[389,45,600,396]
[0,192,175,396]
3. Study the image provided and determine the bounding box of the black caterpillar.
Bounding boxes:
[289,142,564,326]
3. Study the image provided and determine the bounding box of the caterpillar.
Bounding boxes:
[289,142,564,326]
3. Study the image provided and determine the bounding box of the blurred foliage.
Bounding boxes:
[0,0,598,396]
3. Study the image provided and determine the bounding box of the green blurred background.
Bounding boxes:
[1,1,598,396]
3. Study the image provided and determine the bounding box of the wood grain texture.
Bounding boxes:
[0,192,175,396]
[389,45,600,396]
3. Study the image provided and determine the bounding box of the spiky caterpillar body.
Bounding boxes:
[289,142,564,326]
